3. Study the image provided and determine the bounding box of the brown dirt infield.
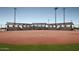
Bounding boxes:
[0,30,79,45]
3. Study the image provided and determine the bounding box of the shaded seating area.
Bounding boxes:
[6,22,74,31]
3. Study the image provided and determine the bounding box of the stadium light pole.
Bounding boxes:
[63,8,65,27]
[14,8,16,24]
[13,8,16,30]
[55,8,58,29]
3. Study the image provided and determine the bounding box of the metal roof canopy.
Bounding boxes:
[6,22,74,25]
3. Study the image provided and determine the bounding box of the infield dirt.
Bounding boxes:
[0,30,79,45]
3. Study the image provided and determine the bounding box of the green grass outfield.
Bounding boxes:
[0,44,79,51]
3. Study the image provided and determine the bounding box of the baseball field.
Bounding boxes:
[0,30,79,51]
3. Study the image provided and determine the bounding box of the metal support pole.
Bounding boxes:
[63,8,65,28]
[14,8,16,30]
[55,8,58,29]
[48,19,49,24]
[14,8,16,24]
[48,19,50,29]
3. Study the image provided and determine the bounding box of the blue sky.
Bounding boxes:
[0,7,79,27]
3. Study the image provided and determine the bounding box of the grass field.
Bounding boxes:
[0,44,79,51]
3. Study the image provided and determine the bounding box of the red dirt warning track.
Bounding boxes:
[0,30,79,45]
